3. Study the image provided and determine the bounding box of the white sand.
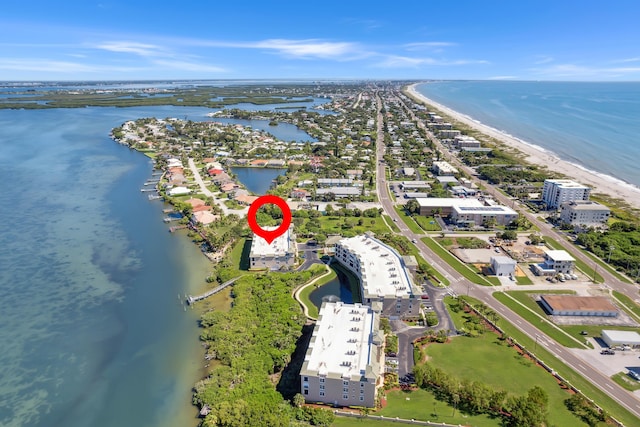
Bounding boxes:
[406,83,640,210]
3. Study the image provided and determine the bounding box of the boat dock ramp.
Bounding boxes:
[187,277,240,305]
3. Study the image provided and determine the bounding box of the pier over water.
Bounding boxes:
[187,276,241,305]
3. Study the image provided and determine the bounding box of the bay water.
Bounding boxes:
[0,106,220,427]
[416,81,640,189]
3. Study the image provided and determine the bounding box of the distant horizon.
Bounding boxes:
[2,1,640,81]
[3,78,640,84]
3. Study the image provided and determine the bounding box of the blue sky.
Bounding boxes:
[1,1,640,81]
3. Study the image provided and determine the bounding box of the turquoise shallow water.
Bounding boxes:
[0,106,215,427]
[416,81,640,189]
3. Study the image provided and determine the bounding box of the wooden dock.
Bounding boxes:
[187,277,240,305]
[169,225,187,233]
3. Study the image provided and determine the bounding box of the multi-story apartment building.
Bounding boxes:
[542,179,591,209]
[249,225,297,270]
[300,302,384,407]
[532,249,575,276]
[559,200,610,228]
[334,234,421,319]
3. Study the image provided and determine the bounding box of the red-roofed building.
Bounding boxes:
[208,168,224,176]
[291,188,309,199]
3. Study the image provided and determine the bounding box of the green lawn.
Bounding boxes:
[489,309,639,426]
[611,372,640,392]
[612,290,640,321]
[298,267,336,319]
[228,238,251,272]
[376,389,501,427]
[422,237,494,286]
[413,215,441,231]
[393,206,424,234]
[492,291,588,349]
[420,324,589,426]
[382,214,400,232]
[301,215,391,237]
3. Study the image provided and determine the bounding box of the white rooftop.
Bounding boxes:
[602,330,640,344]
[305,302,376,377]
[544,249,575,262]
[337,235,413,298]
[416,198,483,208]
[545,179,590,189]
[491,256,517,265]
[249,225,293,257]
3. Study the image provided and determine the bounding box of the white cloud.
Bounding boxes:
[530,63,640,78]
[404,42,457,52]
[96,41,166,57]
[0,58,139,73]
[151,59,225,73]
[487,75,518,80]
[614,57,640,63]
[234,39,364,60]
[533,56,554,65]
[374,54,489,68]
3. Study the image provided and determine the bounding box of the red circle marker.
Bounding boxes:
[247,195,292,244]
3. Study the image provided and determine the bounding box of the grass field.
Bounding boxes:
[376,389,501,427]
[298,266,336,319]
[394,206,424,234]
[611,372,640,392]
[480,304,639,426]
[382,214,400,232]
[413,215,441,231]
[612,290,640,321]
[492,290,588,349]
[419,316,589,426]
[422,237,494,286]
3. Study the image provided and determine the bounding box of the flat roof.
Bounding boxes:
[454,205,517,215]
[249,225,293,257]
[491,256,517,265]
[416,197,483,208]
[544,179,590,189]
[541,295,617,312]
[337,235,413,298]
[563,201,610,211]
[602,330,640,344]
[544,249,575,262]
[304,302,377,378]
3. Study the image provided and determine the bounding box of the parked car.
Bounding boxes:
[600,349,615,355]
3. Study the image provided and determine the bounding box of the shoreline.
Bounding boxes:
[406,83,640,210]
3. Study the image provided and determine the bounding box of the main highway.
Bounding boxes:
[373,92,640,419]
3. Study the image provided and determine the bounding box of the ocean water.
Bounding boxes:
[416,81,640,189]
[0,106,219,427]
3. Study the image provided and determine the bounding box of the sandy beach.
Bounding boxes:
[406,84,640,210]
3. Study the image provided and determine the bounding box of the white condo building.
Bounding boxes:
[300,302,384,407]
[249,225,297,270]
[542,179,591,209]
[560,200,610,228]
[334,234,421,318]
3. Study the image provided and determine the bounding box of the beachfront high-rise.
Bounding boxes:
[334,234,421,319]
[300,302,384,407]
[542,179,591,210]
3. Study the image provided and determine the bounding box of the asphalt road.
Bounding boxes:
[375,92,640,419]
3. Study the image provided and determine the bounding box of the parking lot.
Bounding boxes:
[571,338,640,396]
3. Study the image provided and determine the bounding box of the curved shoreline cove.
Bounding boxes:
[0,107,216,427]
